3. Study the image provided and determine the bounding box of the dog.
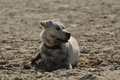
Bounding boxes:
[31,19,80,71]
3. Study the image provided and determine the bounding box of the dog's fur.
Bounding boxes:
[31,19,80,71]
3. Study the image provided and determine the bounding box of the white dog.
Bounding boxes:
[31,19,80,71]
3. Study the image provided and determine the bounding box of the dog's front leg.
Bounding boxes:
[65,58,73,69]
[66,60,73,69]
[66,63,73,69]
[31,52,41,65]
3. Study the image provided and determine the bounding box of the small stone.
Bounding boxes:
[80,74,93,80]
[0,65,5,69]
[14,77,23,80]
[5,46,13,50]
[1,40,7,43]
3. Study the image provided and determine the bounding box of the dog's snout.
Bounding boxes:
[65,33,71,39]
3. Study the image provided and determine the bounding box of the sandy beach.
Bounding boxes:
[0,0,120,80]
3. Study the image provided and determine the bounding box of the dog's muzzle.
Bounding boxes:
[57,33,71,43]
[65,33,71,40]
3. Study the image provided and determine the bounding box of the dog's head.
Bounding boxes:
[40,19,71,44]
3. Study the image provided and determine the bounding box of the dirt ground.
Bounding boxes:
[0,0,120,80]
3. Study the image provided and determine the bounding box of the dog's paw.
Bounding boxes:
[23,62,32,69]
[31,59,36,65]
[66,64,73,69]
[30,62,34,65]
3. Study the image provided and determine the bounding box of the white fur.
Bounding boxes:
[67,37,80,65]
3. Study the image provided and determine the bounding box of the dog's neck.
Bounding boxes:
[43,43,62,49]
[42,36,62,49]
[42,38,62,49]
[41,31,63,49]
[42,38,56,46]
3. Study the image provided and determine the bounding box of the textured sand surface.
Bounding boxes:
[0,0,120,80]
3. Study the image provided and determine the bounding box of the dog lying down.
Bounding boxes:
[31,19,80,71]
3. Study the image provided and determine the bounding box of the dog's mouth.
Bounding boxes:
[56,38,69,43]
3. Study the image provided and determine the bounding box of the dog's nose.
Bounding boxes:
[65,33,71,39]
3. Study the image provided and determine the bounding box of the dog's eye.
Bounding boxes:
[56,27,60,30]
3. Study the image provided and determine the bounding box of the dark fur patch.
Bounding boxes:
[43,43,62,49]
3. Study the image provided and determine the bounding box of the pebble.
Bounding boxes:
[5,46,13,50]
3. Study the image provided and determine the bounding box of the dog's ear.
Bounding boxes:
[53,18,60,22]
[40,20,52,29]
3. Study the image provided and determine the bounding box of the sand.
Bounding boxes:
[0,0,120,80]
